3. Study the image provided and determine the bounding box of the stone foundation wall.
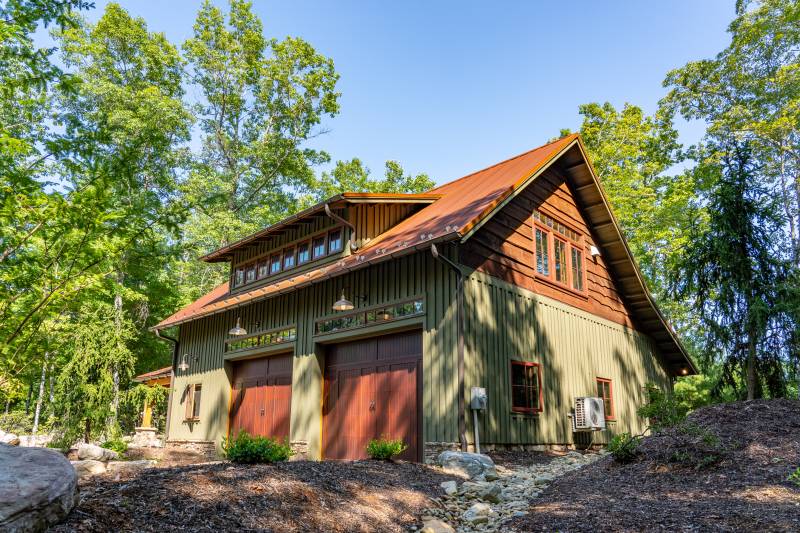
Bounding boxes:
[164,440,219,462]
[289,440,308,461]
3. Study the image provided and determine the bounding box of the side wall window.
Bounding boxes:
[596,378,613,419]
[184,383,202,421]
[510,361,542,413]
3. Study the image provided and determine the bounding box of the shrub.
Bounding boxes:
[787,467,800,487]
[366,436,408,460]
[223,431,293,464]
[637,384,689,432]
[608,433,641,463]
[101,438,128,455]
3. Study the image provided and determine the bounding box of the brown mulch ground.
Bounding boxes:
[513,399,800,532]
[50,460,460,532]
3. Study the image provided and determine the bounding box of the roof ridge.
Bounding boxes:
[429,134,577,193]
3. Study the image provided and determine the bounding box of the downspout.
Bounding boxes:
[324,203,358,252]
[431,243,468,452]
[154,328,179,446]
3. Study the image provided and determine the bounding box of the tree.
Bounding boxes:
[564,102,699,323]
[310,158,435,201]
[662,0,800,266]
[673,141,794,400]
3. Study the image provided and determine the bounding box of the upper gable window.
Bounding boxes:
[297,241,310,264]
[533,210,585,293]
[312,236,326,259]
[328,229,343,254]
[283,247,295,269]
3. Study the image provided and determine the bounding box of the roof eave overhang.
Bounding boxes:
[153,231,461,330]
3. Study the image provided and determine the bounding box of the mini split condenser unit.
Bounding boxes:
[572,397,606,431]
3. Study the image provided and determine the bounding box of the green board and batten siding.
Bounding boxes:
[464,271,670,446]
[167,248,669,456]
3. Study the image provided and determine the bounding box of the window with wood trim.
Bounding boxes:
[257,260,269,279]
[283,247,295,269]
[596,378,614,419]
[269,253,282,275]
[312,235,326,259]
[297,241,310,264]
[234,266,245,287]
[185,384,202,421]
[510,361,542,413]
[328,228,343,253]
[533,210,586,293]
[245,263,256,284]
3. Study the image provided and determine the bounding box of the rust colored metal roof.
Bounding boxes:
[154,136,576,330]
[133,365,172,383]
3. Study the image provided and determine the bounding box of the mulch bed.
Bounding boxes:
[512,399,800,532]
[50,460,460,532]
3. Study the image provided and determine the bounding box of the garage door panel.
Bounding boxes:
[323,331,421,461]
[230,354,293,441]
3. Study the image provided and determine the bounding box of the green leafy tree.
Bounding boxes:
[310,158,435,201]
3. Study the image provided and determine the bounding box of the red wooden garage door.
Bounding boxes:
[229,354,293,440]
[323,330,421,461]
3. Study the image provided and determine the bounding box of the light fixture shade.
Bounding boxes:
[228,317,247,336]
[332,289,354,311]
[178,354,189,372]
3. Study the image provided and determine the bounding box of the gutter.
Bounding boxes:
[154,328,179,446]
[430,242,468,453]
[324,203,358,252]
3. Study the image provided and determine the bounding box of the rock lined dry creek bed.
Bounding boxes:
[420,450,603,532]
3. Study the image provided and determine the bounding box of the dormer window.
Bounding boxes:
[328,229,343,253]
[283,247,295,269]
[297,242,310,264]
[312,236,326,259]
[270,253,282,275]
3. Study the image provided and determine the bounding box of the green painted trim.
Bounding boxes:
[313,316,425,344]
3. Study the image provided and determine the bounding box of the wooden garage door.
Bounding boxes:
[323,330,421,461]
[229,354,293,440]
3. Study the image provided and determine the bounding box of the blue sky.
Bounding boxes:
[64,0,734,185]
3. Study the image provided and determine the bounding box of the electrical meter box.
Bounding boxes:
[470,387,487,410]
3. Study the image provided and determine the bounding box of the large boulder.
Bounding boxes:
[106,460,156,477]
[0,443,78,532]
[71,459,107,479]
[0,430,20,446]
[436,451,498,480]
[76,442,118,462]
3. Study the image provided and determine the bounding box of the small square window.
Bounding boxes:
[312,236,326,259]
[328,229,343,253]
[257,261,269,279]
[510,361,542,413]
[283,248,295,269]
[297,242,310,264]
[270,254,281,274]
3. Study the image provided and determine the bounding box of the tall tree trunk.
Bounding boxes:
[32,352,48,438]
[108,271,124,433]
[25,380,33,415]
[4,397,10,415]
[746,337,757,401]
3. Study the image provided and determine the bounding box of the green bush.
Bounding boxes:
[608,433,641,463]
[787,467,800,487]
[101,438,128,455]
[636,384,689,432]
[366,436,408,460]
[223,431,293,463]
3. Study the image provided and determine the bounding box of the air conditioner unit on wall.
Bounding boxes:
[573,397,606,431]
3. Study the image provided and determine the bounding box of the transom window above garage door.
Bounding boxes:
[316,299,424,335]
[226,325,297,352]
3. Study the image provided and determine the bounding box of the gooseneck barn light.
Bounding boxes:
[177,353,190,372]
[332,289,355,312]
[228,317,247,336]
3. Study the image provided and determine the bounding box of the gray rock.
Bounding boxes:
[534,474,554,484]
[437,451,498,481]
[76,442,119,462]
[421,518,456,533]
[440,480,458,495]
[72,459,107,478]
[463,502,491,524]
[476,482,502,503]
[0,431,19,446]
[0,443,78,531]
[106,460,156,476]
